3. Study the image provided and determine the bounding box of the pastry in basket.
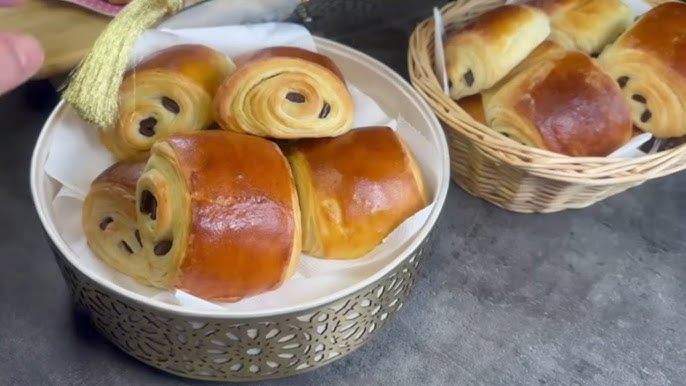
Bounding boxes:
[214,46,355,139]
[286,127,428,260]
[444,4,550,100]
[135,131,301,301]
[528,0,633,56]
[82,160,151,286]
[457,41,567,125]
[101,44,236,160]
[457,94,486,126]
[482,50,632,157]
[597,2,686,139]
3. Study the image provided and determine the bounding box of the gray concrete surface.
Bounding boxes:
[2,4,686,385]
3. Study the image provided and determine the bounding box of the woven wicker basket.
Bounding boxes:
[408,0,686,213]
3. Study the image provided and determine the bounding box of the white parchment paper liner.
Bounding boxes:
[433,0,662,158]
[44,23,441,312]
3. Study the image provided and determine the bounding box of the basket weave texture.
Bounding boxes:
[408,0,686,213]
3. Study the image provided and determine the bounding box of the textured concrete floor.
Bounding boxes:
[2,3,686,385]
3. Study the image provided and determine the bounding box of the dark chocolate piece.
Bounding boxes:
[139,117,157,137]
[286,92,306,103]
[319,103,331,119]
[139,190,157,220]
[161,97,180,114]
[154,240,173,256]
[99,217,114,230]
[120,240,134,254]
[464,70,474,87]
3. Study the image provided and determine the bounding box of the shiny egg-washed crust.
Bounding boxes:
[482,50,632,156]
[135,131,301,302]
[457,40,568,126]
[444,4,550,100]
[82,161,151,286]
[529,0,633,55]
[598,2,686,138]
[213,46,355,139]
[287,126,428,260]
[101,44,236,160]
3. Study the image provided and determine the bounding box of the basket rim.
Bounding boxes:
[31,35,450,320]
[407,0,686,183]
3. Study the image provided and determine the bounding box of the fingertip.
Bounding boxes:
[0,33,45,95]
[10,33,44,75]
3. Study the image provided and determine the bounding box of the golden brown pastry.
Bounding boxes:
[457,94,486,126]
[101,44,236,160]
[134,131,301,302]
[82,160,151,285]
[504,40,567,82]
[529,0,633,56]
[444,4,550,100]
[287,127,428,260]
[214,46,355,139]
[482,50,632,156]
[597,2,686,138]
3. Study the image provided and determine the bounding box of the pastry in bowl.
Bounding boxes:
[286,126,428,260]
[444,4,550,100]
[482,49,633,156]
[101,44,236,160]
[85,131,301,302]
[529,0,633,56]
[82,160,151,285]
[214,46,355,139]
[597,2,686,139]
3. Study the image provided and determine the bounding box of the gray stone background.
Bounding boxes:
[2,1,685,385]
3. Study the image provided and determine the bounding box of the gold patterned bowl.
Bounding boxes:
[30,37,450,382]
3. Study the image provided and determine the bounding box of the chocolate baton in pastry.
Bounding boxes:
[82,160,152,285]
[482,50,632,156]
[444,4,550,100]
[101,44,236,160]
[135,131,301,302]
[286,127,428,260]
[597,2,686,138]
[529,0,633,56]
[213,46,355,139]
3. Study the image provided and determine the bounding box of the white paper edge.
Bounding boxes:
[433,7,449,96]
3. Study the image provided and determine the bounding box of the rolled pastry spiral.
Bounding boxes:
[597,2,686,138]
[101,44,236,160]
[286,126,428,260]
[444,4,550,100]
[214,46,355,139]
[135,131,301,302]
[82,160,152,286]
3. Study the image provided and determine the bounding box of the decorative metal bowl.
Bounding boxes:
[31,37,449,381]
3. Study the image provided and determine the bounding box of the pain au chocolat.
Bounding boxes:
[85,131,301,302]
[286,127,428,260]
[82,160,151,285]
[213,46,355,139]
[482,43,632,157]
[444,4,550,100]
[598,2,686,138]
[101,44,236,160]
